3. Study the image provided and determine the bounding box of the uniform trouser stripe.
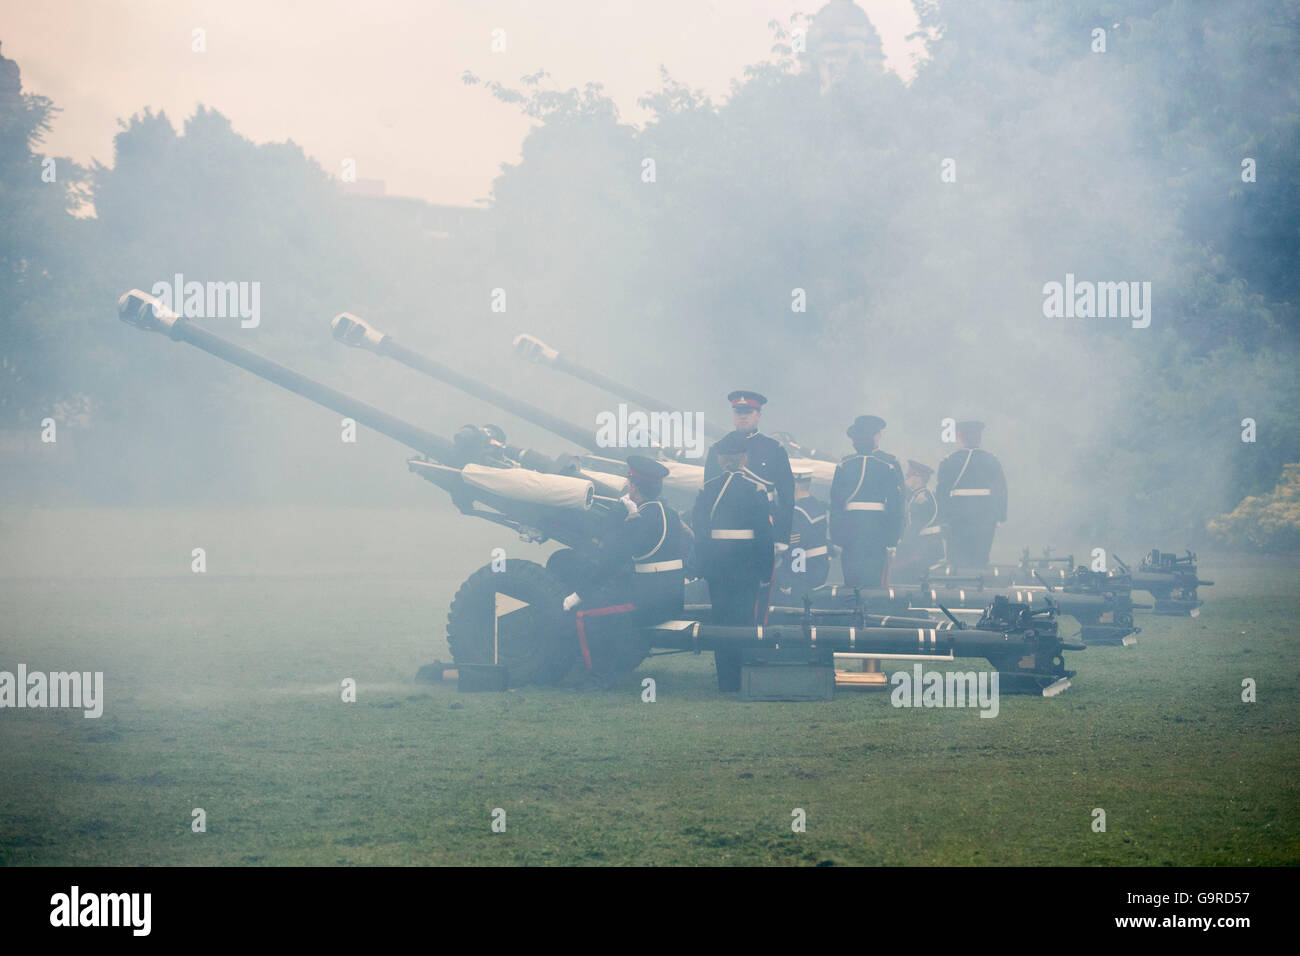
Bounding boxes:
[575,604,637,670]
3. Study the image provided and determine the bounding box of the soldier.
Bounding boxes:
[693,431,775,691]
[565,455,687,676]
[936,420,1007,569]
[703,391,795,548]
[830,415,904,588]
[776,469,830,597]
[893,460,945,583]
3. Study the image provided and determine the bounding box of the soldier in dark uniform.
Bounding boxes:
[936,420,1007,569]
[693,431,775,691]
[775,468,830,598]
[893,460,945,584]
[565,455,687,676]
[703,391,792,625]
[703,391,795,548]
[830,415,904,588]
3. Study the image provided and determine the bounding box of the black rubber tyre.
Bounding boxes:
[445,560,576,686]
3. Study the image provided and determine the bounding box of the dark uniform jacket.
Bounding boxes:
[786,495,830,585]
[936,449,1007,525]
[897,487,944,568]
[692,470,774,585]
[904,487,941,540]
[596,498,687,617]
[829,450,905,548]
[704,430,794,546]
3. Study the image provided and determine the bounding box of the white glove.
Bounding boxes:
[619,494,639,517]
[563,592,582,611]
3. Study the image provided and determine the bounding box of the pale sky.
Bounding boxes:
[5,0,925,207]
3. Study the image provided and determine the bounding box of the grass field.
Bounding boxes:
[1,508,1297,866]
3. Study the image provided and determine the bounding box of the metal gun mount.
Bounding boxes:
[649,596,1079,697]
[1120,550,1213,616]
[797,573,1140,647]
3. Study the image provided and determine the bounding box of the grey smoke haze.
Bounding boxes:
[2,1,1296,560]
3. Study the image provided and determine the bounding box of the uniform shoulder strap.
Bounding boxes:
[951,450,975,489]
[631,501,668,562]
[709,473,735,523]
[848,455,868,500]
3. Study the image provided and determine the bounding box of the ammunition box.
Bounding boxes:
[457,664,509,692]
[739,647,835,701]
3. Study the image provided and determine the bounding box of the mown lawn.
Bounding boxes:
[0,509,1296,865]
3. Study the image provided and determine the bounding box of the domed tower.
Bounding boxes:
[806,0,885,92]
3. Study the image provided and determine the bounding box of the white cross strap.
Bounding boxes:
[711,529,756,539]
[950,488,991,496]
[846,501,885,511]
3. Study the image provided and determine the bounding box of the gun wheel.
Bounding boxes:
[445,560,576,686]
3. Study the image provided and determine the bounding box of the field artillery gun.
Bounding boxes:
[927,548,1076,584]
[1119,550,1212,617]
[928,546,1212,618]
[117,289,625,685]
[660,596,1080,698]
[331,313,705,510]
[773,569,1142,646]
[917,566,1145,645]
[116,290,1087,698]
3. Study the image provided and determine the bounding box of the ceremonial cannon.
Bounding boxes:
[655,596,1080,697]
[331,313,705,509]
[928,547,1212,620]
[116,290,1088,698]
[118,289,614,686]
[1123,550,1213,616]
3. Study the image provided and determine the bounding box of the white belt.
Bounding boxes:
[635,559,683,573]
[950,489,990,496]
[919,526,941,536]
[712,529,755,539]
[801,545,828,557]
[846,501,885,511]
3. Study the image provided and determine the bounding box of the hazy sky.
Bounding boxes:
[6,0,925,206]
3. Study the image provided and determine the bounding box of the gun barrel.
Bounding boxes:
[119,291,457,461]
[643,619,1077,673]
[334,315,604,453]
[514,332,728,440]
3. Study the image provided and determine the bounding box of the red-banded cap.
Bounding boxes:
[727,390,767,410]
